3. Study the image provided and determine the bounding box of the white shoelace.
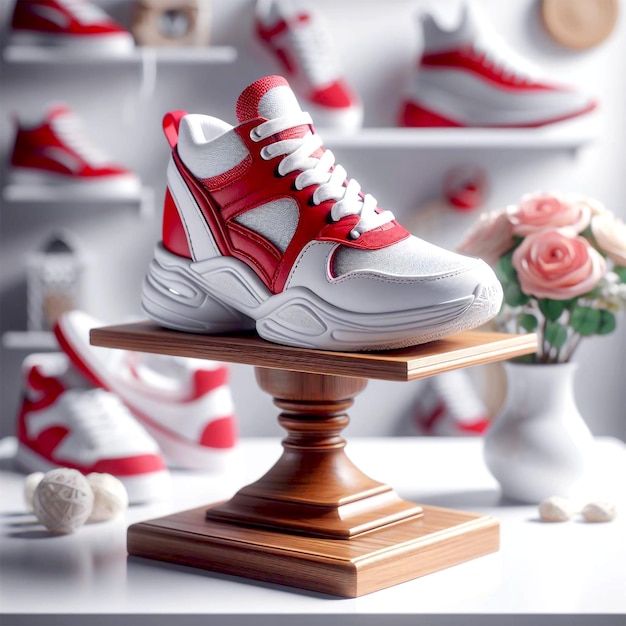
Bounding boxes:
[251,111,395,239]
[65,389,147,448]
[51,113,110,166]
[58,0,109,25]
[287,14,339,87]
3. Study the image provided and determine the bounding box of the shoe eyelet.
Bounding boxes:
[326,212,335,224]
[349,229,361,240]
[260,146,271,160]
[274,164,283,178]
[249,128,262,142]
[307,195,318,207]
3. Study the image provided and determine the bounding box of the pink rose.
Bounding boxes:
[457,208,515,266]
[508,192,591,236]
[512,229,606,300]
[566,193,607,216]
[591,212,626,266]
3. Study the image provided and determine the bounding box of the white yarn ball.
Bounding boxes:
[87,473,128,523]
[33,468,94,534]
[24,472,45,512]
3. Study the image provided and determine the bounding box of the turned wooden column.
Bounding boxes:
[205,367,423,538]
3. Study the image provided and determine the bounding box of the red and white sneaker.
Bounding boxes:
[413,369,490,436]
[16,353,170,504]
[54,310,238,470]
[10,0,134,54]
[399,3,597,128]
[9,106,141,196]
[140,75,502,352]
[254,0,362,130]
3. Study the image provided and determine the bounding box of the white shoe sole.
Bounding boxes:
[405,70,596,127]
[15,443,172,505]
[135,416,237,472]
[142,242,503,351]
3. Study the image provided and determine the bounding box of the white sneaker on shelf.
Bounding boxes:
[16,353,170,504]
[399,2,597,128]
[255,0,363,130]
[9,106,141,196]
[141,75,502,352]
[10,0,134,53]
[54,310,239,471]
[413,369,490,436]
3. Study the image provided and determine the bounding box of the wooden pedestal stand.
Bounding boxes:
[91,323,536,598]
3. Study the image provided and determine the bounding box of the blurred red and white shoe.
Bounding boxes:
[9,106,141,196]
[16,353,170,503]
[399,2,597,128]
[413,369,490,436]
[10,0,134,53]
[54,310,238,470]
[255,0,362,130]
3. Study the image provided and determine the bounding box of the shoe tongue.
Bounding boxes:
[236,75,303,123]
[236,75,319,147]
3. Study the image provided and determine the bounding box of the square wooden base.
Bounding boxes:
[127,503,500,598]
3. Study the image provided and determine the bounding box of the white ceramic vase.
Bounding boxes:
[483,361,594,504]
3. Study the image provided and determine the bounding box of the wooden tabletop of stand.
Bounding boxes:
[90,321,538,381]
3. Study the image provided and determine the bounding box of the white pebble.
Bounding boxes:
[582,501,617,523]
[33,468,94,534]
[538,496,575,522]
[23,472,45,512]
[87,473,128,523]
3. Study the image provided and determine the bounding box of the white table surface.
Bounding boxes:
[1,435,624,625]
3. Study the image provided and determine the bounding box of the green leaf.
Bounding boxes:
[614,266,626,283]
[497,252,516,282]
[570,306,601,336]
[538,299,565,322]
[562,297,580,310]
[545,321,568,348]
[519,313,539,331]
[598,310,617,335]
[504,282,530,307]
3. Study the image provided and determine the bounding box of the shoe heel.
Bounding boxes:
[142,243,255,333]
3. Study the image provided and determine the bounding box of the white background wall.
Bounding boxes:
[1,0,624,440]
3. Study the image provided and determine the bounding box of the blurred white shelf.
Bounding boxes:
[322,118,598,151]
[2,45,237,64]
[2,184,155,218]
[2,331,57,350]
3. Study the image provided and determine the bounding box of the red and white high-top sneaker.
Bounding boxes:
[399,3,597,128]
[54,310,238,470]
[9,106,141,196]
[255,0,362,130]
[141,75,502,352]
[16,353,170,504]
[10,0,134,53]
